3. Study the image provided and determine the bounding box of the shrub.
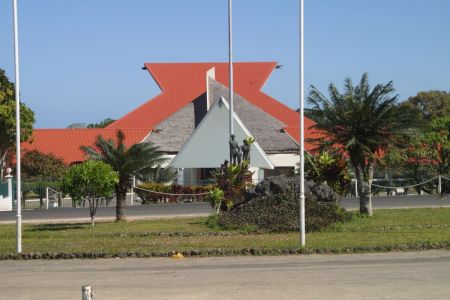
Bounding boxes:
[218,175,352,232]
[305,151,352,195]
[205,214,220,229]
[212,160,252,210]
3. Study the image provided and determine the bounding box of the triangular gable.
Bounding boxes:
[169,97,274,169]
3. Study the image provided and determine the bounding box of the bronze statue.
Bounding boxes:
[229,134,241,165]
[241,139,251,162]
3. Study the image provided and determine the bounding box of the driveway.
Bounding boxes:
[0,250,449,299]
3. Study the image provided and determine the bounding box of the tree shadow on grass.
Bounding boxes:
[27,223,86,232]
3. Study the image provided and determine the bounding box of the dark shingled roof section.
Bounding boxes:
[145,79,299,154]
[145,93,206,154]
[208,79,299,153]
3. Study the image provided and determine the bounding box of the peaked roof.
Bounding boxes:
[146,78,299,154]
[22,62,313,165]
[22,129,149,164]
[107,62,301,131]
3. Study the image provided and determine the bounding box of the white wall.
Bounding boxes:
[268,153,299,167]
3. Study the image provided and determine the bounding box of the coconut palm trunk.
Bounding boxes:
[115,180,128,221]
[354,164,373,215]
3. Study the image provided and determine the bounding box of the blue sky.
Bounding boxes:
[0,0,449,128]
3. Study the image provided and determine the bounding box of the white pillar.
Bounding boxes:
[130,176,136,205]
[12,0,22,254]
[228,0,234,137]
[82,285,95,300]
[298,0,306,247]
[4,169,13,211]
[438,175,442,195]
[45,187,49,210]
[177,168,184,186]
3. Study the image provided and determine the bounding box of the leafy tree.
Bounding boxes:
[399,90,450,123]
[0,69,35,178]
[305,151,351,196]
[81,130,167,221]
[67,123,86,129]
[60,160,118,227]
[22,150,67,179]
[307,73,417,215]
[87,118,116,128]
[384,116,450,194]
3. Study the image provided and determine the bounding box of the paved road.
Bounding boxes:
[0,195,448,224]
[0,250,449,299]
[0,202,210,224]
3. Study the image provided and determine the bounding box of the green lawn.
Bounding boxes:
[0,208,449,256]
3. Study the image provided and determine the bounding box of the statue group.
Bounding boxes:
[229,134,251,165]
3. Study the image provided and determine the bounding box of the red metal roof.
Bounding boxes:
[22,129,149,164]
[108,62,303,130]
[283,123,322,152]
[24,62,316,164]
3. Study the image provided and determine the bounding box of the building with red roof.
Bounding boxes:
[23,62,316,183]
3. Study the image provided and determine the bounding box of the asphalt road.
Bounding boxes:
[0,250,449,299]
[0,195,449,224]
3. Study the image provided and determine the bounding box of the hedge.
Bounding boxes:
[136,183,215,204]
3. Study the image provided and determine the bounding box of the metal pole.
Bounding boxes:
[228,0,234,136]
[299,0,305,247]
[12,0,22,254]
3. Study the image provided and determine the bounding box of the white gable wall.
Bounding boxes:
[169,97,274,169]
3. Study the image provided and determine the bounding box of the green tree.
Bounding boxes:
[81,130,167,221]
[385,117,450,194]
[399,90,450,123]
[87,118,116,128]
[0,69,35,178]
[307,73,417,215]
[60,160,118,227]
[22,150,67,179]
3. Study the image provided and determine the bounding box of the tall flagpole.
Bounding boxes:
[299,0,306,247]
[12,0,22,253]
[228,0,234,136]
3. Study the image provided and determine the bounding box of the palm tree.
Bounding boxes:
[82,130,168,221]
[306,73,416,215]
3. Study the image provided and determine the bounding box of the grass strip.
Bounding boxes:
[0,208,449,259]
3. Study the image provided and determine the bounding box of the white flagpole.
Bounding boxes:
[299,0,306,247]
[12,0,22,253]
[228,0,234,136]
